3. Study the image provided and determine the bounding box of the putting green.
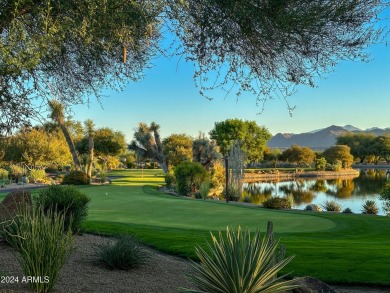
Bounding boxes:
[82,184,336,233]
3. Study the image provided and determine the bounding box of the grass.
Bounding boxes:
[2,169,390,285]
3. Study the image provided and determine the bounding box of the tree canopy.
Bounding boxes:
[280,145,315,167]
[209,119,271,165]
[1,0,387,134]
[162,133,193,169]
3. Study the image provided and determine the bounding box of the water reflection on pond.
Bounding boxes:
[243,169,389,215]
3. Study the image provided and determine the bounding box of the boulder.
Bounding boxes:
[291,276,336,293]
[0,190,32,222]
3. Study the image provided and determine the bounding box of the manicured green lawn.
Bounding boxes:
[2,169,389,285]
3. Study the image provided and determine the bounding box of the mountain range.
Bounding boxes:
[267,125,390,150]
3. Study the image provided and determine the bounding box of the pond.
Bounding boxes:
[243,169,389,215]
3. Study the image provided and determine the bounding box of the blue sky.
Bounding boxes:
[71,18,390,142]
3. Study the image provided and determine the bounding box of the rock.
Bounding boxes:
[291,276,336,293]
[0,190,32,222]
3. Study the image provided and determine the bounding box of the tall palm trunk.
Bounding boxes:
[87,135,94,177]
[59,123,82,170]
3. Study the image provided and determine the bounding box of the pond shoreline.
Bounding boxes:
[244,169,360,182]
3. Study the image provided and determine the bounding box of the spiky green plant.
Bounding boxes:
[2,207,73,293]
[322,200,342,212]
[361,200,379,215]
[181,226,299,293]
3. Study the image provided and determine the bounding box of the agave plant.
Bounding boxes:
[181,226,299,293]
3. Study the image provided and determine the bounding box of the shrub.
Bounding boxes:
[263,194,294,209]
[380,181,390,216]
[174,161,209,195]
[164,172,176,188]
[2,207,73,293]
[0,168,8,180]
[180,226,299,293]
[28,169,47,182]
[35,185,90,233]
[62,170,90,185]
[243,195,251,203]
[305,204,322,212]
[94,235,149,270]
[223,181,241,201]
[342,207,354,214]
[322,200,342,212]
[361,200,379,215]
[314,157,327,171]
[198,180,210,200]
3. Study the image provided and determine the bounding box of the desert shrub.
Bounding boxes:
[0,168,8,180]
[223,182,241,201]
[2,207,73,293]
[180,226,299,293]
[380,181,390,216]
[62,170,90,185]
[198,180,211,200]
[305,204,322,212]
[243,195,251,203]
[342,207,354,214]
[35,185,90,233]
[94,235,149,270]
[361,200,379,215]
[164,172,176,188]
[209,161,225,188]
[322,200,342,212]
[174,161,209,195]
[263,194,294,209]
[28,169,47,182]
[314,157,327,171]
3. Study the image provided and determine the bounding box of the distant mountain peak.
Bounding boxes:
[268,124,389,150]
[343,125,361,132]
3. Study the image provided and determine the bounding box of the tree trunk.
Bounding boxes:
[87,136,94,177]
[225,155,229,203]
[160,161,168,173]
[59,123,82,170]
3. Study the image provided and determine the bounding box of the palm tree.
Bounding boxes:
[48,100,82,170]
[84,119,95,177]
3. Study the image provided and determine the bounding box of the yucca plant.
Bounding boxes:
[322,200,342,212]
[361,200,379,215]
[2,207,73,293]
[181,226,299,293]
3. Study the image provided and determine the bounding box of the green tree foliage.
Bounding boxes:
[0,1,386,135]
[322,145,354,169]
[380,181,390,216]
[192,135,221,168]
[337,133,376,163]
[78,128,126,157]
[263,148,282,168]
[371,135,390,164]
[280,145,315,167]
[129,122,167,172]
[0,0,161,134]
[0,127,72,167]
[314,157,327,171]
[169,1,386,106]
[174,161,208,195]
[209,119,271,165]
[162,134,193,169]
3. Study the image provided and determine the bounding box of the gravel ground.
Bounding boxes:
[1,234,389,293]
[0,234,195,293]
